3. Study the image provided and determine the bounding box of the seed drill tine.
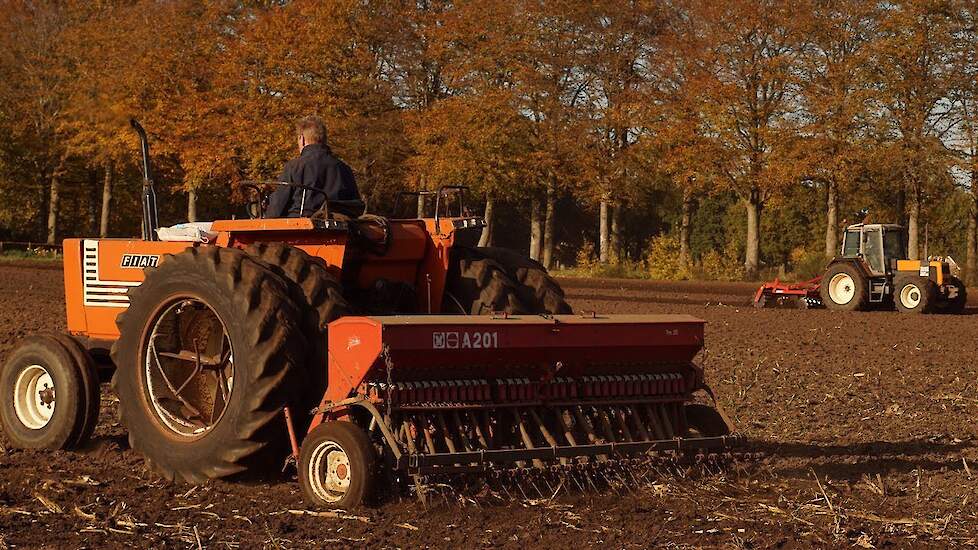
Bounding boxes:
[555,408,579,446]
[480,410,495,449]
[419,413,437,454]
[435,413,457,454]
[658,405,675,438]
[451,410,479,467]
[399,421,429,507]
[529,408,567,465]
[614,408,634,442]
[596,408,618,444]
[644,404,666,440]
[573,406,607,461]
[629,405,652,441]
[512,408,544,468]
[401,420,417,454]
[467,411,489,449]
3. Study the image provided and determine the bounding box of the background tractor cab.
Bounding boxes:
[839,223,907,277]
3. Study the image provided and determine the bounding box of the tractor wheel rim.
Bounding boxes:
[828,273,855,305]
[309,440,351,503]
[13,364,55,430]
[144,297,234,439]
[900,284,922,309]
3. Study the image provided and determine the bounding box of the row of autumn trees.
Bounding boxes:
[2,1,978,280]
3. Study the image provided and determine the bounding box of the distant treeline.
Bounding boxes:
[1,1,977,280]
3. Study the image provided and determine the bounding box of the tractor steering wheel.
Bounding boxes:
[240,180,331,219]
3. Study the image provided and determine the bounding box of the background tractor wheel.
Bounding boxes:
[893,274,937,314]
[243,242,350,408]
[819,263,869,311]
[299,420,376,509]
[939,275,967,314]
[0,334,96,450]
[444,246,571,315]
[111,246,305,484]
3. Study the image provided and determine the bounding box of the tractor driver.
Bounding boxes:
[265,115,360,218]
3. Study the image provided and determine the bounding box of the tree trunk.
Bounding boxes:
[542,183,556,269]
[968,202,977,286]
[478,197,494,247]
[414,174,427,218]
[907,189,920,260]
[679,193,693,269]
[87,169,99,234]
[188,188,198,222]
[895,188,906,228]
[100,165,112,238]
[529,198,542,261]
[825,178,838,260]
[609,204,621,264]
[46,171,62,245]
[599,199,609,263]
[744,191,761,279]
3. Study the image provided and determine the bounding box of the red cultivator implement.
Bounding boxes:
[753,277,823,309]
[291,313,740,505]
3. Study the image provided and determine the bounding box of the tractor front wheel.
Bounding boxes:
[819,263,868,311]
[0,334,99,450]
[893,274,937,314]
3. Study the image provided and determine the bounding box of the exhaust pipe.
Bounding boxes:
[130,119,159,241]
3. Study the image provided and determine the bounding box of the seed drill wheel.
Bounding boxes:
[111,247,305,483]
[819,263,868,311]
[299,421,376,509]
[242,242,350,409]
[0,334,100,450]
[684,404,731,438]
[445,246,572,315]
[893,274,937,314]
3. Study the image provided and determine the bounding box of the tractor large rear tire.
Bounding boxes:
[819,263,869,311]
[242,242,350,408]
[473,247,573,314]
[111,246,306,484]
[444,247,571,315]
[444,247,529,314]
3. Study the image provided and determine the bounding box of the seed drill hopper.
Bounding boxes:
[0,120,738,509]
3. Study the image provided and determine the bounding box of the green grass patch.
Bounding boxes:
[0,248,63,263]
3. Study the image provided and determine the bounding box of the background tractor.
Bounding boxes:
[0,121,737,509]
[754,223,966,314]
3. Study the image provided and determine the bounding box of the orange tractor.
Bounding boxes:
[0,121,738,508]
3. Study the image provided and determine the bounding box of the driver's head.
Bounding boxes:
[295,115,327,152]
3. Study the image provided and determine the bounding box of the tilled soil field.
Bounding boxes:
[2,262,978,548]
